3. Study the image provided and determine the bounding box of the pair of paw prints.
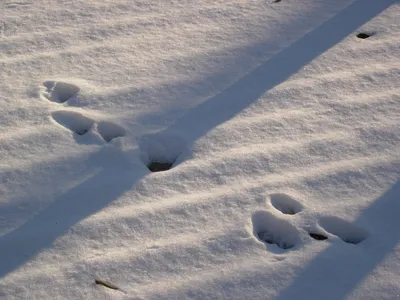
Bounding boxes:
[51,111,125,142]
[41,80,125,143]
[40,80,189,171]
[252,193,369,250]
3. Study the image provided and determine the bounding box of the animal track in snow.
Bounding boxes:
[97,121,125,143]
[318,216,369,244]
[139,133,188,172]
[52,111,126,142]
[41,80,126,143]
[269,193,303,215]
[52,110,94,136]
[252,211,300,250]
[251,194,370,251]
[42,81,80,103]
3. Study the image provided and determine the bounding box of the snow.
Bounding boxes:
[0,0,399,299]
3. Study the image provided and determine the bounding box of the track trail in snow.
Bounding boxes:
[0,0,399,299]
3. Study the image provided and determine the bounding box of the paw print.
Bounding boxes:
[251,193,369,251]
[41,81,80,104]
[51,110,125,143]
[39,80,126,143]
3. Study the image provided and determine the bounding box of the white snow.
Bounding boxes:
[0,0,399,299]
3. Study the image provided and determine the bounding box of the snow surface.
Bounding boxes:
[0,0,399,299]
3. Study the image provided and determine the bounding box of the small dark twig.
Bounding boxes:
[95,279,120,290]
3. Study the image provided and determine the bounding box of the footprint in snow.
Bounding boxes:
[318,216,369,244]
[97,121,126,143]
[52,110,94,136]
[51,111,125,142]
[42,81,80,104]
[269,193,304,215]
[252,210,300,250]
[251,193,369,251]
[41,79,125,143]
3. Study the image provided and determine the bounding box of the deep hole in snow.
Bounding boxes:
[356,33,371,39]
[139,132,188,173]
[147,161,175,172]
[309,233,328,241]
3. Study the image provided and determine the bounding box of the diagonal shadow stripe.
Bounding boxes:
[166,0,396,143]
[276,176,400,300]
[0,148,146,279]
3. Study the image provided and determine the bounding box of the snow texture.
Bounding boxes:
[0,0,399,299]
